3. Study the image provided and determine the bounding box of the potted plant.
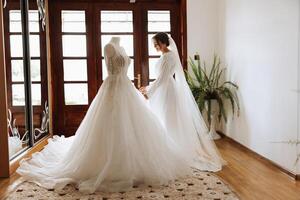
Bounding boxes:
[185,54,240,140]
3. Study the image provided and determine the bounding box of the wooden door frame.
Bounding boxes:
[49,2,95,135]
[0,0,10,178]
[179,0,187,69]
[49,0,187,136]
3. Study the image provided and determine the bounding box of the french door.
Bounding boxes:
[49,0,186,136]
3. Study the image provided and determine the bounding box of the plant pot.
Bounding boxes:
[206,99,221,140]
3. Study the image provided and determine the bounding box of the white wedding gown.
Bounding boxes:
[17,43,191,194]
[147,38,225,172]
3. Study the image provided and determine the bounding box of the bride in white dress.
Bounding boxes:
[140,33,225,172]
[17,37,191,194]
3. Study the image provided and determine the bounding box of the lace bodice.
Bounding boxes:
[104,43,131,77]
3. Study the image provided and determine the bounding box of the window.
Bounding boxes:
[147,10,171,81]
[9,10,42,106]
[61,10,88,105]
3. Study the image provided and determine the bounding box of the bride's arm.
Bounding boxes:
[146,55,175,97]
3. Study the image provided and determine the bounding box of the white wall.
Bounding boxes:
[187,0,300,174]
[187,0,219,60]
[186,0,222,128]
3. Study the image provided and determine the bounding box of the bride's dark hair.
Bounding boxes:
[152,32,170,46]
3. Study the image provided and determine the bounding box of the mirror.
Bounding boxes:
[6,6,30,160]
[4,0,49,160]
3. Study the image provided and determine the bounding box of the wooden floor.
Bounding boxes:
[1,137,300,200]
[215,137,300,200]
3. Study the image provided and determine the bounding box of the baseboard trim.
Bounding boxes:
[217,131,300,181]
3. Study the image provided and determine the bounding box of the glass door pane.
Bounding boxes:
[148,10,171,32]
[61,10,88,106]
[147,10,171,82]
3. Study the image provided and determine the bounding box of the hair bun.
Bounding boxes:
[152,32,170,47]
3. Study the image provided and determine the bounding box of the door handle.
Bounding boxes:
[134,74,141,88]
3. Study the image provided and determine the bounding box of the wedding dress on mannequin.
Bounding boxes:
[17,37,191,194]
[146,37,226,172]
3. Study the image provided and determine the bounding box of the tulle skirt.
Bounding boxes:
[17,75,191,193]
[148,78,225,172]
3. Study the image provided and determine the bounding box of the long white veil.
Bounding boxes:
[168,37,226,170]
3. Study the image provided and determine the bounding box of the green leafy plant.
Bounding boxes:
[185,54,240,127]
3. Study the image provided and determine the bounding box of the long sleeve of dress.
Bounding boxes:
[147,54,176,97]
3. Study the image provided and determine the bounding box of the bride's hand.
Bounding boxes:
[139,87,148,99]
[139,87,147,95]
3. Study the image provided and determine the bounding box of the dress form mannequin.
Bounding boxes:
[110,36,120,45]
[104,37,120,57]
